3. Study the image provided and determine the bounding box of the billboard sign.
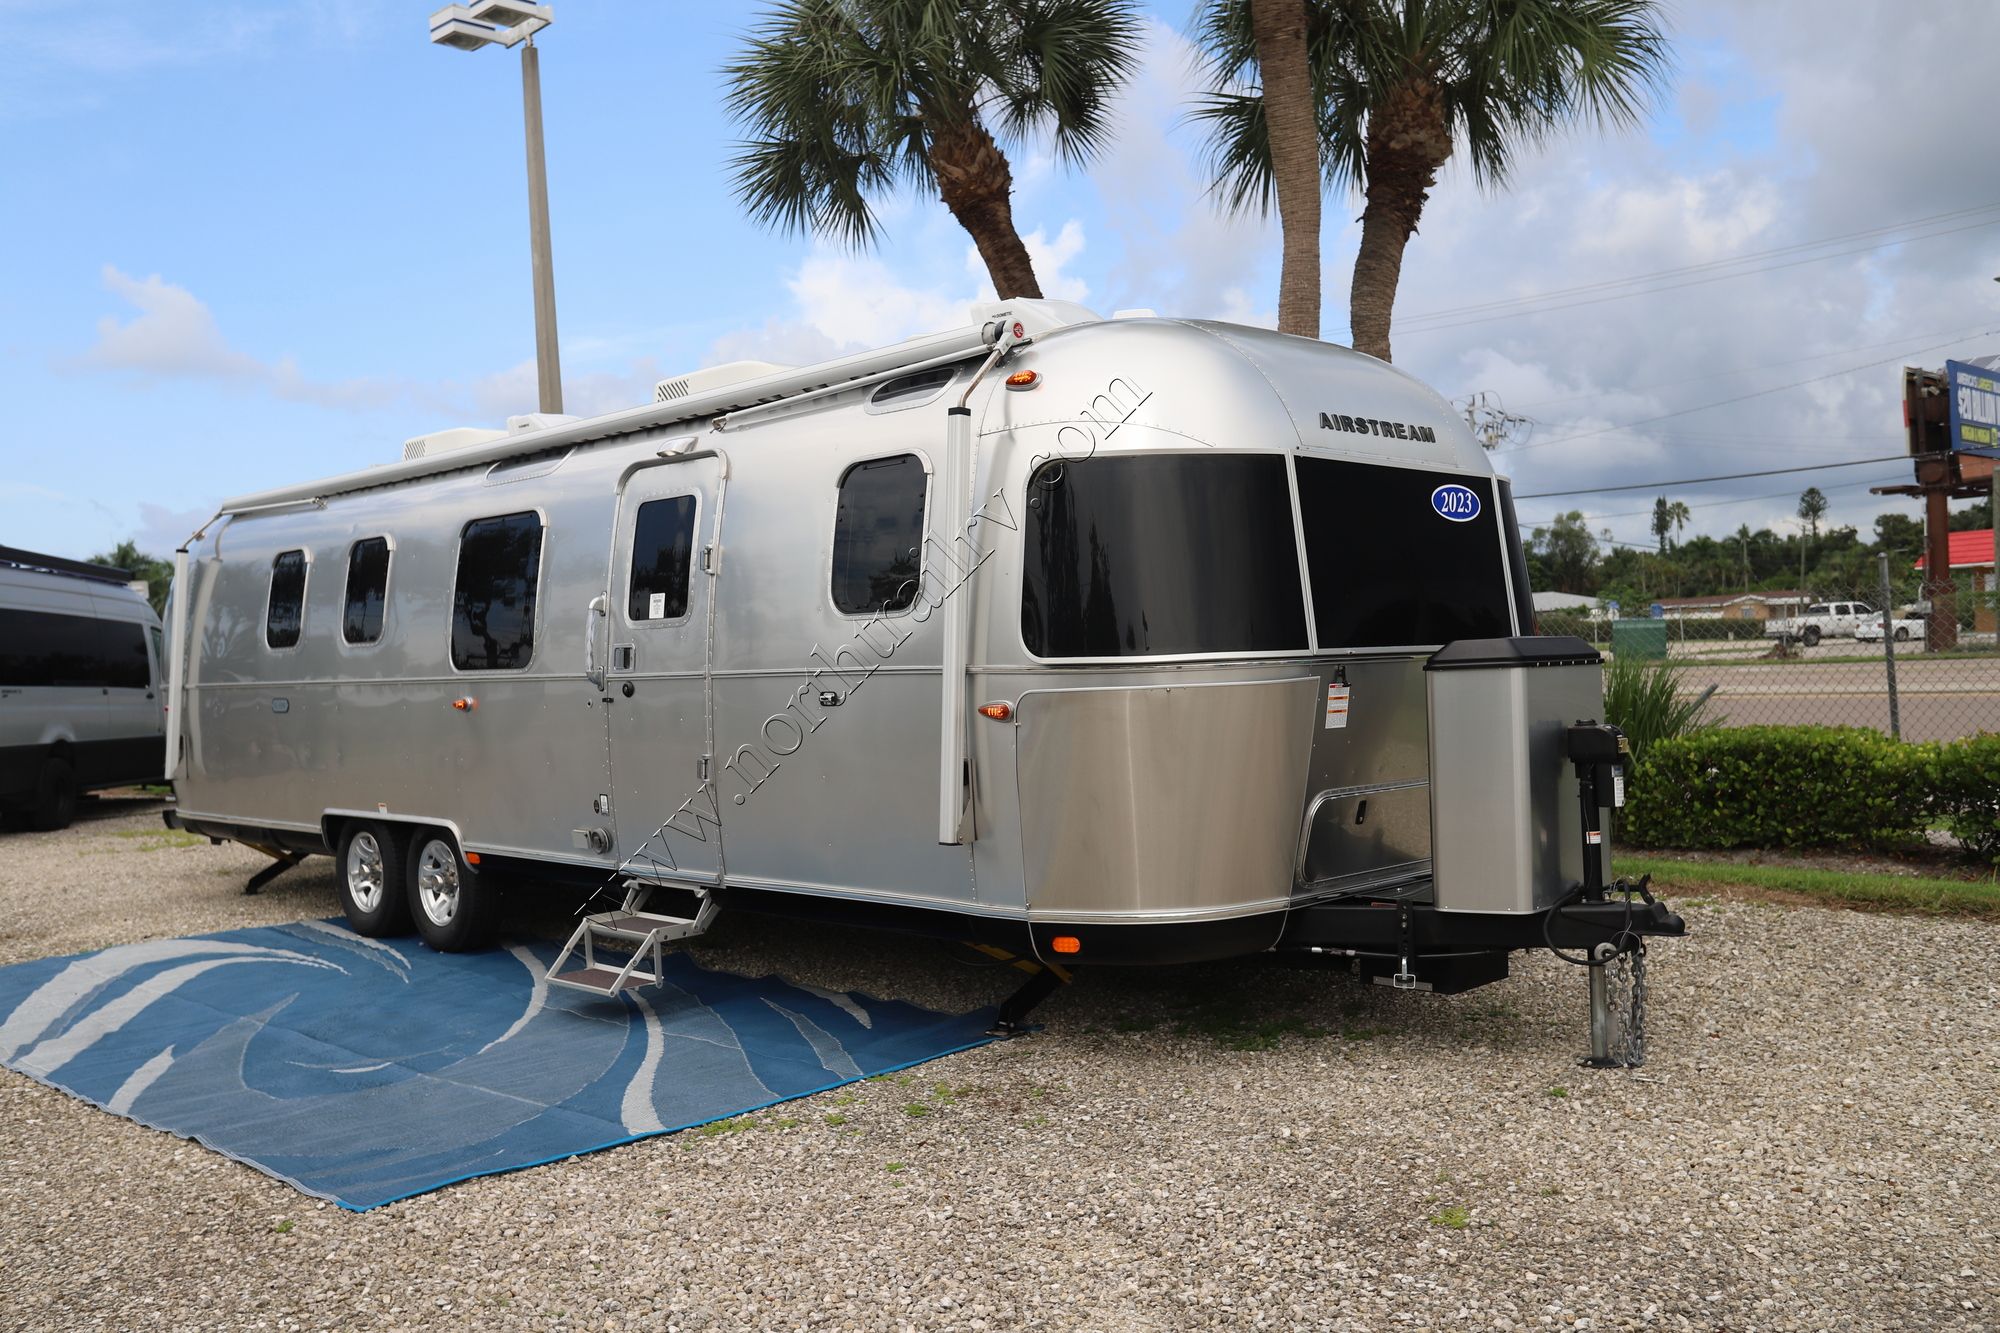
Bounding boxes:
[1946,359,2000,451]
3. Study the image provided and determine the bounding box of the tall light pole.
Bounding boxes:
[430,2,564,414]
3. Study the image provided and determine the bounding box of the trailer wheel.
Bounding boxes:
[336,821,413,937]
[28,757,77,832]
[407,832,492,951]
[1801,626,1821,648]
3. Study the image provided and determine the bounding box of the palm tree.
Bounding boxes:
[1196,0,1671,361]
[1650,495,1671,553]
[1240,1,1322,336]
[724,0,1143,300]
[1667,499,1691,546]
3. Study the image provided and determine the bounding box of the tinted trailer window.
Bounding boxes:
[451,512,544,670]
[1021,453,1307,658]
[1295,458,1515,649]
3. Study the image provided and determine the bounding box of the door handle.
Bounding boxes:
[584,595,607,689]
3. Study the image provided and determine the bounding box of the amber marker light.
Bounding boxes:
[1003,370,1039,390]
[976,701,1014,721]
[464,852,482,866]
[1050,935,1081,955]
[451,697,477,712]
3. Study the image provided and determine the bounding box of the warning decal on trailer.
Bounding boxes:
[1324,682,1351,729]
[647,592,666,619]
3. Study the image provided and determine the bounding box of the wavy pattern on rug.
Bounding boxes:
[0,921,995,1209]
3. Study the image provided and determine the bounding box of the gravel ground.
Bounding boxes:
[1,797,1996,1331]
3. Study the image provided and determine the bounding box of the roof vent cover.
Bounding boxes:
[653,359,793,404]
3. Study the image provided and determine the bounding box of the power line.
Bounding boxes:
[1401,217,2000,334]
[1497,329,2000,455]
[1514,454,1907,499]
[1510,322,1996,412]
[1398,201,2000,323]
[1520,472,1908,525]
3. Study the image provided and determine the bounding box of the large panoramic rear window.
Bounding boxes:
[1295,458,1514,649]
[451,512,543,670]
[1021,453,1307,658]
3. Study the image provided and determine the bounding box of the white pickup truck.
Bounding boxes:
[1763,600,1877,647]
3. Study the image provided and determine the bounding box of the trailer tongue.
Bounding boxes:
[1276,636,1685,1066]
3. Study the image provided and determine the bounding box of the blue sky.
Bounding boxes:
[4,0,1996,563]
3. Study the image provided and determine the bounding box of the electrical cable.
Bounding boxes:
[1399,201,2000,322]
[1395,217,2000,335]
[1512,323,1998,412]
[1498,330,2000,456]
[1516,455,1907,499]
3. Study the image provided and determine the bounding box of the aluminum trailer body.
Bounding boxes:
[164,303,1680,1011]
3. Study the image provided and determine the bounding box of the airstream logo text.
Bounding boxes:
[1319,413,1437,443]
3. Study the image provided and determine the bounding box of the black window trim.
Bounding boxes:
[829,449,933,621]
[624,490,702,629]
[339,534,396,649]
[447,508,548,674]
[1018,446,1313,664]
[264,548,310,654]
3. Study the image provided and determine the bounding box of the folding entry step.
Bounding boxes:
[547,881,718,997]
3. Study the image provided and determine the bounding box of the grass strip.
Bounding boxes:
[1616,855,2000,918]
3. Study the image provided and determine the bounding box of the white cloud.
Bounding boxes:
[78,265,402,409]
[72,265,662,423]
[701,220,1095,369]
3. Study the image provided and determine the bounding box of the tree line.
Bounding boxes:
[1528,492,1994,608]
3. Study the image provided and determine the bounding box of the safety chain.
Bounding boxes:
[1605,942,1648,1067]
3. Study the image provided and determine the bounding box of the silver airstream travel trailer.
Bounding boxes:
[163,302,1680,1055]
[2,546,165,829]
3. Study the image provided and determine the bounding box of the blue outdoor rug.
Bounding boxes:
[0,921,996,1210]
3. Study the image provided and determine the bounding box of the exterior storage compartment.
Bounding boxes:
[1424,637,1607,914]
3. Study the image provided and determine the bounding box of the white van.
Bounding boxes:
[0,546,166,829]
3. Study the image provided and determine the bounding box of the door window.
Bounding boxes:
[266,550,307,649]
[451,512,544,670]
[832,454,926,615]
[627,495,698,621]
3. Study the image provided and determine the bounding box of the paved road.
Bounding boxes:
[1674,656,2000,741]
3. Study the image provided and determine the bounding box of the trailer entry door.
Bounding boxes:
[606,455,726,884]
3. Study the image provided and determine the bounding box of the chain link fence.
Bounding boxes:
[1540,570,2000,743]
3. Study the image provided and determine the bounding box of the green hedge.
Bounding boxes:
[1621,727,2000,859]
[1933,736,2000,863]
[1621,726,1934,851]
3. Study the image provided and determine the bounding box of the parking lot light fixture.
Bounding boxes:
[428,2,564,414]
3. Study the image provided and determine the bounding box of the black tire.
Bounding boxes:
[1801,626,1822,648]
[29,757,78,832]
[336,821,413,936]
[406,830,494,951]
[1893,626,1910,642]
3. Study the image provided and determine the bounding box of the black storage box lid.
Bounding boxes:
[1424,635,1603,671]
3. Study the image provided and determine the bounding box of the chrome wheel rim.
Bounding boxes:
[415,840,460,927]
[345,832,385,914]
